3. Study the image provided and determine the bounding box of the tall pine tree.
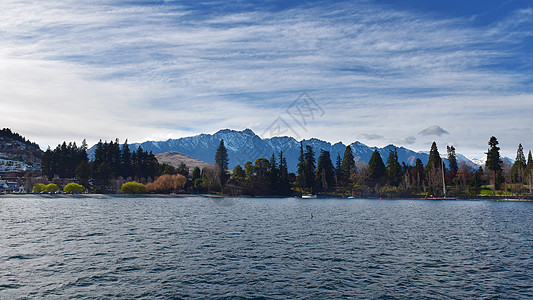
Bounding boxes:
[485,136,503,191]
[316,150,335,192]
[340,145,356,186]
[367,150,386,186]
[385,149,402,186]
[215,139,229,186]
[447,145,458,182]
[511,143,526,184]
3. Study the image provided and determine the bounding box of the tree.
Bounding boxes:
[176,163,189,178]
[32,183,46,193]
[191,167,201,181]
[120,181,148,194]
[485,136,503,191]
[303,145,316,192]
[278,151,291,195]
[426,142,441,170]
[385,149,402,186]
[232,165,245,180]
[525,151,533,194]
[367,150,386,186]
[447,145,458,183]
[121,140,133,178]
[268,154,279,192]
[425,142,443,196]
[412,158,425,192]
[94,162,112,192]
[244,161,254,180]
[146,174,187,193]
[511,144,526,184]
[160,163,177,175]
[75,161,91,188]
[44,183,59,193]
[340,146,356,185]
[64,183,85,194]
[215,139,229,187]
[296,142,306,189]
[316,150,335,192]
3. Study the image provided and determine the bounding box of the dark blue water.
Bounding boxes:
[1,196,532,299]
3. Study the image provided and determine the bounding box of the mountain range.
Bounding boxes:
[91,129,482,173]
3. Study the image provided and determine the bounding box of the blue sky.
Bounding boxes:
[1,0,532,159]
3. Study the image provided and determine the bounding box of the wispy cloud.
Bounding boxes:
[1,0,532,157]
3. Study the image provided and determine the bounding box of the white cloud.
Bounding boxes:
[1,0,532,158]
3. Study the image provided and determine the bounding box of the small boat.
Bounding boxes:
[302,194,317,199]
[347,196,355,199]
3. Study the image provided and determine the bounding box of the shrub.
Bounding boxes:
[120,182,147,194]
[32,183,46,193]
[146,174,187,193]
[64,183,85,194]
[44,183,59,193]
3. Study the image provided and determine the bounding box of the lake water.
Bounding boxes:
[1,196,532,299]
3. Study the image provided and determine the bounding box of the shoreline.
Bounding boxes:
[1,193,532,202]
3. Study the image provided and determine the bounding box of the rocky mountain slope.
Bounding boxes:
[117,129,480,173]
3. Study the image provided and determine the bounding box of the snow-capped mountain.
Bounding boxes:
[89,129,480,173]
[467,155,514,170]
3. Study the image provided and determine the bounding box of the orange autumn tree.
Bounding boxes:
[146,174,187,193]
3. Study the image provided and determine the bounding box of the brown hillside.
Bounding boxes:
[155,151,214,170]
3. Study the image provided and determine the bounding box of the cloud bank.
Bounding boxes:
[1,0,532,158]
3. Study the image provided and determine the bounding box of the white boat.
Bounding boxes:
[302,194,317,199]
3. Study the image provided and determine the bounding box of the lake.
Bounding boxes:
[1,196,532,299]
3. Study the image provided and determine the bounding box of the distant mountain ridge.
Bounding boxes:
[97,129,481,173]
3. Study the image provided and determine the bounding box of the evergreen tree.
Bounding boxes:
[75,161,91,189]
[296,142,306,189]
[191,167,201,182]
[121,140,132,178]
[485,136,503,190]
[413,158,425,191]
[177,162,189,178]
[367,150,386,185]
[426,142,441,170]
[215,139,229,185]
[425,142,444,195]
[303,145,316,192]
[385,149,402,186]
[316,150,335,192]
[511,144,526,183]
[278,151,291,195]
[94,162,112,192]
[340,145,356,185]
[269,154,279,192]
[447,145,458,182]
[41,147,54,180]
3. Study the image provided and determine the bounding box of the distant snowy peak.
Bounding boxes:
[89,128,481,173]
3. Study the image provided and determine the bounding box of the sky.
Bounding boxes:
[1,0,532,159]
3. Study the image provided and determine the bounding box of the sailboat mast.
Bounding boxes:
[441,158,446,197]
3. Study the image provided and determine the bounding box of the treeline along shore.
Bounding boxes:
[2,129,533,199]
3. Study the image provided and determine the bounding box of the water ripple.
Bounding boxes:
[0,197,532,299]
